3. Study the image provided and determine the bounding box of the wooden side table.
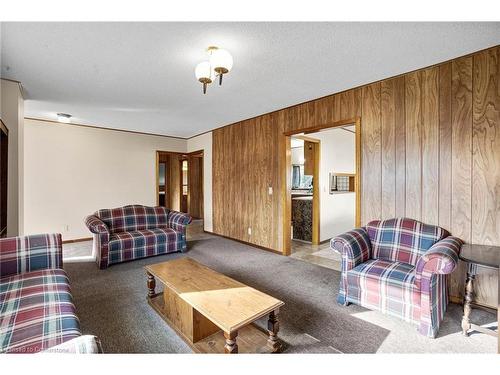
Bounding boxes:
[458,244,499,352]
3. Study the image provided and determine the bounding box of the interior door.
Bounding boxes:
[0,123,8,237]
[187,153,203,219]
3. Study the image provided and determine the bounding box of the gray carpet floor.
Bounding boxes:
[64,236,497,353]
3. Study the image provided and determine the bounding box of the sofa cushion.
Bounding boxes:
[366,218,449,266]
[346,259,420,323]
[108,228,183,264]
[96,205,169,233]
[0,269,81,353]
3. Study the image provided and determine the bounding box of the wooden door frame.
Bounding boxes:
[180,157,187,212]
[155,150,204,214]
[281,117,362,256]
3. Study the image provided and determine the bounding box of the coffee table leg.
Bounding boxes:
[461,263,477,336]
[147,272,156,298]
[267,309,282,353]
[224,331,238,354]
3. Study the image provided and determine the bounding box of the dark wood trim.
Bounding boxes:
[156,149,205,214]
[449,295,497,312]
[340,127,356,134]
[0,119,8,135]
[155,149,204,157]
[292,135,320,143]
[203,230,283,256]
[312,141,320,245]
[0,77,21,84]
[0,122,8,238]
[1,78,25,99]
[25,117,188,140]
[62,237,92,244]
[283,117,359,136]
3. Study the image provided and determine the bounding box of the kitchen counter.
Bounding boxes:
[292,196,312,242]
[292,196,313,201]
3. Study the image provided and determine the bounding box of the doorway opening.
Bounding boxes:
[282,118,361,269]
[156,150,204,219]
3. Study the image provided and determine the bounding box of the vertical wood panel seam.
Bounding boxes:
[403,77,407,217]
[452,61,458,238]
[417,70,425,220]
[471,55,475,243]
[450,64,454,236]
[437,71,441,227]
[378,82,384,220]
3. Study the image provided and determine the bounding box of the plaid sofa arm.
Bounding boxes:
[84,215,109,234]
[167,210,193,233]
[84,215,110,269]
[331,228,372,271]
[42,335,103,354]
[0,233,62,278]
[416,236,463,277]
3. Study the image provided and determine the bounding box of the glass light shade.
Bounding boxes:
[194,61,213,82]
[57,113,72,123]
[209,48,233,73]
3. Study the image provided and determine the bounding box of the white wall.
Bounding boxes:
[291,146,304,165]
[1,79,24,236]
[23,119,186,240]
[312,127,356,241]
[187,132,212,232]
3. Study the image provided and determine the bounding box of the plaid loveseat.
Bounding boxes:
[0,233,101,353]
[331,218,463,338]
[85,205,192,269]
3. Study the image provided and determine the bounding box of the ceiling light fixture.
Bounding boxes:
[57,113,72,123]
[194,46,233,94]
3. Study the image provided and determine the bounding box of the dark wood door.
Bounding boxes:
[0,123,8,237]
[188,155,203,219]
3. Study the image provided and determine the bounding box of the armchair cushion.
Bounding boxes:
[0,269,81,353]
[366,218,449,266]
[346,259,420,323]
[0,233,62,278]
[330,228,371,271]
[84,215,109,234]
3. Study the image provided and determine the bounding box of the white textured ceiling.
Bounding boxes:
[1,22,499,138]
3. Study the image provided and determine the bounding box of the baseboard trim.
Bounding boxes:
[203,230,283,256]
[62,237,92,244]
[449,295,496,311]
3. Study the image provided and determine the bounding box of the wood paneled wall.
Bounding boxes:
[212,46,500,307]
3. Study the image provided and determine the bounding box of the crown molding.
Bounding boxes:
[24,117,189,140]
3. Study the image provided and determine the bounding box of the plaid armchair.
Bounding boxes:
[0,234,101,353]
[85,205,192,269]
[331,218,462,338]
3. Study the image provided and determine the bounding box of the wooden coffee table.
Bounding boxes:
[145,257,285,354]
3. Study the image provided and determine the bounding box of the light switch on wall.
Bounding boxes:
[268,186,273,195]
